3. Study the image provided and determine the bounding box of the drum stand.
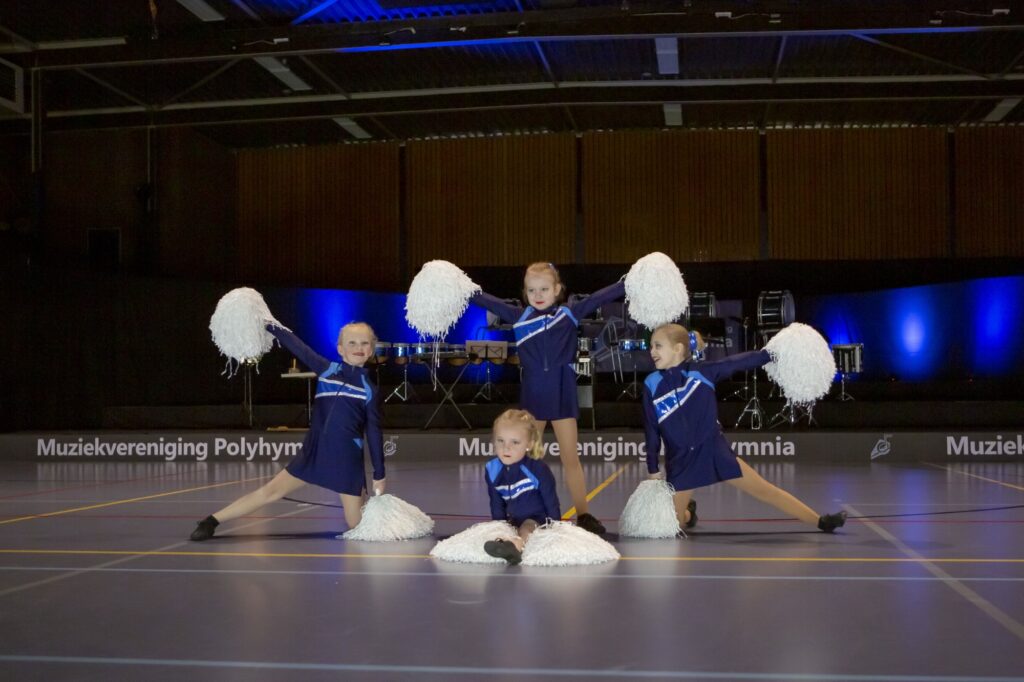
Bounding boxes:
[472,361,506,402]
[386,362,418,403]
[735,370,765,430]
[837,373,855,401]
[424,362,473,430]
[725,319,753,401]
[241,361,256,428]
[617,358,640,400]
[769,400,816,429]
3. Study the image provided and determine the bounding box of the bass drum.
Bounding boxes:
[757,290,795,329]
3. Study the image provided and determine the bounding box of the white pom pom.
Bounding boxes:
[624,252,689,329]
[521,521,620,567]
[429,521,518,564]
[405,260,481,339]
[209,288,282,370]
[763,322,836,406]
[340,494,434,542]
[618,480,680,539]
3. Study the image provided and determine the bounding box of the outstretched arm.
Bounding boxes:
[538,464,561,522]
[701,350,772,384]
[266,325,332,375]
[571,280,626,320]
[364,383,386,488]
[485,472,507,522]
[642,388,662,475]
[471,291,523,325]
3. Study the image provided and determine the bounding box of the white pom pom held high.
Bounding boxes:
[405,260,481,339]
[624,252,689,330]
[618,480,680,539]
[763,322,836,406]
[340,494,434,542]
[209,287,283,374]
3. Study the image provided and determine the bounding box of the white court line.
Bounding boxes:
[0,505,315,599]
[844,503,1024,643]
[1,566,1024,582]
[0,654,1021,681]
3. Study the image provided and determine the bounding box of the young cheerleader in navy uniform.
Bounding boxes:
[471,262,623,535]
[643,323,847,532]
[483,409,560,565]
[189,321,385,541]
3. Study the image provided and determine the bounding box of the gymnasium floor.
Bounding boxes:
[0,457,1022,681]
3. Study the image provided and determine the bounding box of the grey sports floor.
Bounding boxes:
[1,457,1023,681]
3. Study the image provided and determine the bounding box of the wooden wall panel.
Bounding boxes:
[767,129,949,260]
[43,130,149,265]
[156,128,237,280]
[581,130,760,264]
[955,127,1024,258]
[406,134,575,267]
[237,143,400,290]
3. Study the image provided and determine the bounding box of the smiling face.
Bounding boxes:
[650,328,688,370]
[337,324,375,367]
[524,272,561,311]
[493,421,533,466]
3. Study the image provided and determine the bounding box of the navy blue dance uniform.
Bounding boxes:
[267,325,384,496]
[485,456,561,527]
[643,350,771,491]
[471,281,625,421]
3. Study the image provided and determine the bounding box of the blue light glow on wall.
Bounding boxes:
[801,275,1024,381]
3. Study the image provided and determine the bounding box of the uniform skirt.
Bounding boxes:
[520,364,579,421]
[666,433,742,492]
[286,431,367,496]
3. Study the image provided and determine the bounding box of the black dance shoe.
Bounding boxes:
[576,512,606,535]
[685,499,698,529]
[190,515,220,541]
[484,539,523,566]
[817,511,848,533]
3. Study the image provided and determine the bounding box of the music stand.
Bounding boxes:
[468,340,508,402]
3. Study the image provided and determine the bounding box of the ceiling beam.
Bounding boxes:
[13,3,1024,70]
[40,76,1024,130]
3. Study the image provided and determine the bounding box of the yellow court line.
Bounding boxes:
[0,477,270,526]
[2,548,1023,563]
[562,464,629,520]
[928,463,1024,493]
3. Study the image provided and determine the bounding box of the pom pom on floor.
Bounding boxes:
[429,521,519,564]
[618,480,680,539]
[340,494,435,542]
[521,521,620,567]
[764,322,836,406]
[209,287,282,374]
[624,252,689,329]
[405,260,480,339]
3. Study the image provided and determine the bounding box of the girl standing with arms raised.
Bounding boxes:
[470,263,624,535]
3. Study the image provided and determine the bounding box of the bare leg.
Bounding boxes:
[547,417,589,516]
[672,490,695,526]
[726,458,819,526]
[211,469,306,524]
[511,519,539,551]
[339,492,365,529]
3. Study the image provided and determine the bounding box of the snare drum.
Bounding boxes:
[411,342,433,363]
[447,343,469,366]
[757,290,795,329]
[392,343,411,365]
[369,341,391,366]
[619,338,648,352]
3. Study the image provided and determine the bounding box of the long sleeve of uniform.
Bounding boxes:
[364,385,385,481]
[701,350,772,384]
[267,325,331,375]
[570,280,625,320]
[471,290,523,325]
[485,468,507,521]
[537,462,561,522]
[642,386,662,474]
